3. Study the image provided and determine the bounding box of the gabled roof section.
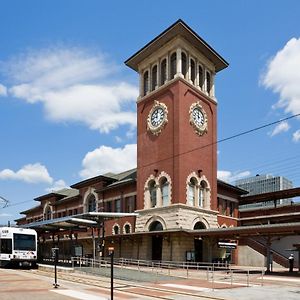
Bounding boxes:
[20,204,42,214]
[96,168,137,192]
[34,188,79,202]
[125,19,228,73]
[70,175,115,189]
[107,168,137,181]
[217,179,248,195]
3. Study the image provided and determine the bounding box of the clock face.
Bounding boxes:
[192,108,205,127]
[147,101,168,136]
[151,107,165,127]
[189,102,208,136]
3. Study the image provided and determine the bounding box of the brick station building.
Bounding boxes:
[15,20,300,268]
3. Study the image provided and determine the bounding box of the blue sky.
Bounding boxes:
[0,0,300,224]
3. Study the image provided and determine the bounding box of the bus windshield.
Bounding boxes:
[13,233,36,251]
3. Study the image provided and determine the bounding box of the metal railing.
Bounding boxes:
[71,256,264,287]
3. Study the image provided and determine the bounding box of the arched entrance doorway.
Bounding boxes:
[194,221,206,262]
[149,221,163,261]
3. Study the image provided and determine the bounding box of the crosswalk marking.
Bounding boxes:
[261,276,300,283]
[51,289,108,300]
[160,283,210,291]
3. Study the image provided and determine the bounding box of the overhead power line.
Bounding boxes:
[0,196,9,208]
[140,112,300,169]
[2,113,300,211]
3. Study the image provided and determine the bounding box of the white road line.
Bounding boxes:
[51,289,108,300]
[160,283,210,291]
[213,280,259,287]
[260,276,300,283]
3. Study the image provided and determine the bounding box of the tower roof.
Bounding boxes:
[125,19,229,73]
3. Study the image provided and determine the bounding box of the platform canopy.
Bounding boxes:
[239,187,300,205]
[107,222,300,240]
[20,212,138,232]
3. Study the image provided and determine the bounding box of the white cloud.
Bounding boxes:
[3,47,138,133]
[45,179,69,192]
[80,144,137,179]
[217,170,251,183]
[0,213,12,217]
[0,83,7,96]
[293,129,300,142]
[262,38,300,116]
[0,163,53,184]
[269,121,290,137]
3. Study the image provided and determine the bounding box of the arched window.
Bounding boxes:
[206,71,211,94]
[188,177,197,206]
[198,65,203,89]
[44,206,52,220]
[181,52,187,78]
[193,221,206,230]
[190,59,196,84]
[199,180,207,207]
[160,177,169,206]
[124,224,131,234]
[143,71,149,96]
[170,52,177,79]
[87,194,96,212]
[151,65,157,91]
[149,221,163,232]
[113,225,119,235]
[160,59,167,85]
[149,180,157,208]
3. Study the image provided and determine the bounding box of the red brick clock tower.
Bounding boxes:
[125,20,228,261]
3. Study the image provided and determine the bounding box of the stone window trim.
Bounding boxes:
[43,202,53,220]
[143,69,150,96]
[138,41,215,101]
[186,172,211,209]
[151,64,158,91]
[112,223,121,235]
[192,217,209,230]
[144,215,167,232]
[144,171,172,209]
[123,222,132,234]
[83,187,99,213]
[157,171,172,206]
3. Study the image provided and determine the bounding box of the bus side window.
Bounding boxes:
[0,239,12,254]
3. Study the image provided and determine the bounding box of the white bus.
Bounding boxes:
[0,227,37,267]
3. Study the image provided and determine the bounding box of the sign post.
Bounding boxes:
[52,247,59,288]
[108,247,114,300]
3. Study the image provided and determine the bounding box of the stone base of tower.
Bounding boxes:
[105,232,233,263]
[135,204,219,232]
